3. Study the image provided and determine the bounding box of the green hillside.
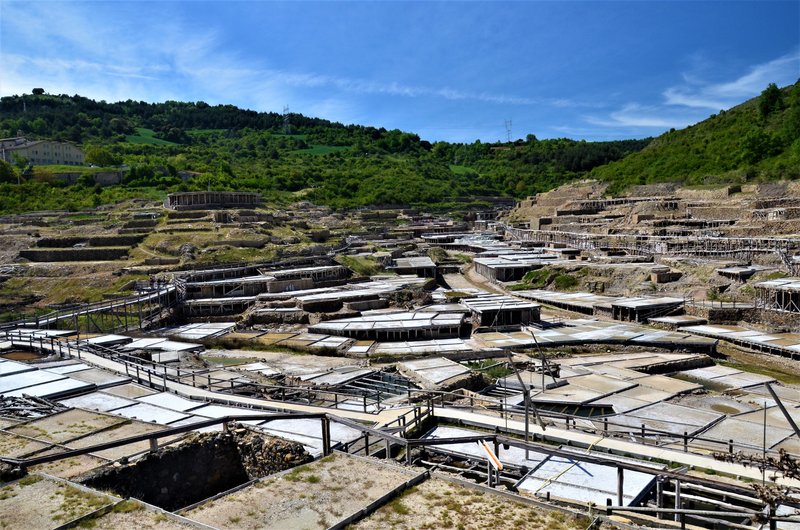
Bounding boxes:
[0,82,797,214]
[0,93,649,214]
[592,81,800,193]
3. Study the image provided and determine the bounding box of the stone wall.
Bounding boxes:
[123,219,159,229]
[676,185,740,200]
[144,257,181,266]
[52,171,124,186]
[745,308,800,332]
[684,304,756,324]
[81,428,311,511]
[36,234,145,248]
[19,247,130,262]
[167,210,209,220]
[687,206,745,220]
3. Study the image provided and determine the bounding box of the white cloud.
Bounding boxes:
[583,50,800,133]
[0,1,575,113]
[663,51,800,110]
[585,103,698,129]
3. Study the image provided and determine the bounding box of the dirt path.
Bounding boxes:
[443,264,504,294]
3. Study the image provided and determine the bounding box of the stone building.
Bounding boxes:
[165,191,262,210]
[0,136,85,166]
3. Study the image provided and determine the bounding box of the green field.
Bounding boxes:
[126,128,178,146]
[33,164,116,175]
[293,144,350,155]
[448,164,477,174]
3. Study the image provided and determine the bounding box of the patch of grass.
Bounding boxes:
[427,246,449,264]
[193,245,276,265]
[444,290,473,300]
[451,252,473,264]
[17,475,42,487]
[33,165,118,176]
[521,268,552,288]
[553,274,579,290]
[762,271,789,281]
[448,164,476,175]
[283,464,317,482]
[201,355,258,367]
[335,254,383,276]
[0,486,17,501]
[465,359,512,380]
[292,144,349,155]
[52,485,108,522]
[719,360,800,385]
[388,498,411,515]
[112,500,143,513]
[126,128,177,146]
[509,267,582,292]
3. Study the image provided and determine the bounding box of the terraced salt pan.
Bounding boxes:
[185,453,419,530]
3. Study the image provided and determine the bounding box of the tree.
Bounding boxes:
[32,88,45,95]
[0,160,16,184]
[759,83,784,119]
[741,130,782,164]
[10,153,28,173]
[84,146,121,166]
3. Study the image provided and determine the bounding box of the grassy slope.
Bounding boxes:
[126,127,177,146]
[592,81,800,193]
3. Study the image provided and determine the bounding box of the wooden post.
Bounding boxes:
[321,417,331,456]
[656,477,664,519]
[617,466,624,506]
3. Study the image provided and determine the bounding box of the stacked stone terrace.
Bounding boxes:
[508,180,800,240]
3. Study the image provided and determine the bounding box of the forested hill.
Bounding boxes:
[0,93,649,212]
[592,81,800,193]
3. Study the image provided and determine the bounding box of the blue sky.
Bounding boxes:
[1,1,798,142]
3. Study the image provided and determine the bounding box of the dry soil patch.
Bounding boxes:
[185,453,418,530]
[351,477,589,530]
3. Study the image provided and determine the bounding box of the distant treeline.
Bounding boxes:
[592,81,800,192]
[0,92,652,212]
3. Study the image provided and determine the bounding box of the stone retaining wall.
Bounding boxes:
[81,427,311,511]
[19,247,130,261]
[36,234,145,248]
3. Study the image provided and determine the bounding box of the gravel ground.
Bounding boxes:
[352,477,590,530]
[89,501,199,530]
[0,475,113,529]
[184,453,419,530]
